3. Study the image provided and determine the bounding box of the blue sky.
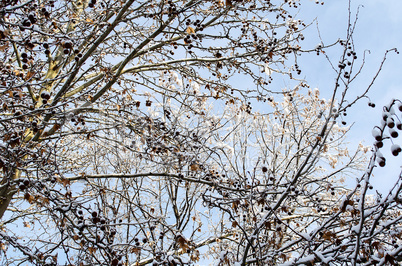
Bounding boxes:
[296,0,402,194]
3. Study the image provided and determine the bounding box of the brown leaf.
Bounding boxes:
[279,253,289,262]
[24,192,34,203]
[25,71,34,80]
[190,164,200,171]
[384,254,397,265]
[176,235,189,252]
[0,44,8,52]
[52,123,61,133]
[322,230,336,241]
[186,26,195,34]
[264,221,271,230]
[0,30,9,39]
[88,247,96,254]
[60,178,70,187]
[130,247,141,255]
[190,250,200,262]
[232,200,239,212]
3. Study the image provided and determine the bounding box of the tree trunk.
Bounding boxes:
[0,169,20,219]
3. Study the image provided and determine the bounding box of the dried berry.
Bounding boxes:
[389,128,399,138]
[391,144,402,156]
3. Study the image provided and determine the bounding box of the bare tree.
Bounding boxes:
[0,0,401,265]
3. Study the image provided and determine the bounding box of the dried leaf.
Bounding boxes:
[88,247,96,254]
[52,123,61,132]
[60,178,70,187]
[190,163,200,171]
[25,71,34,80]
[264,221,271,230]
[0,44,8,52]
[232,200,239,212]
[0,30,9,39]
[176,235,189,252]
[322,231,336,241]
[190,250,200,262]
[130,247,141,255]
[186,26,195,34]
[24,192,34,204]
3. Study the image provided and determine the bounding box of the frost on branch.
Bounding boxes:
[0,0,401,265]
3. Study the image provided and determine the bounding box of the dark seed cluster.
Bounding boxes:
[372,100,402,167]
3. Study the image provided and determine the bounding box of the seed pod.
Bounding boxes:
[382,112,390,121]
[376,156,386,167]
[375,141,384,148]
[40,91,50,99]
[387,117,395,128]
[389,128,399,138]
[388,106,396,115]
[391,144,401,156]
[372,128,382,141]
